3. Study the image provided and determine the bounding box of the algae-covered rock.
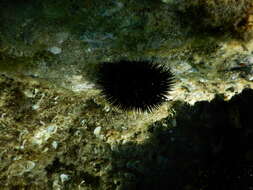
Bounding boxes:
[1,75,253,190]
[0,0,253,189]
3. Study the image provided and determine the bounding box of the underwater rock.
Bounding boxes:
[0,0,253,189]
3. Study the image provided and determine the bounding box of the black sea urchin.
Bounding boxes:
[96,60,174,112]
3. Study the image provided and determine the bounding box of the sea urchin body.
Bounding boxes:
[96,60,174,112]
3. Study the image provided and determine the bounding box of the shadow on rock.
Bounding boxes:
[110,89,253,190]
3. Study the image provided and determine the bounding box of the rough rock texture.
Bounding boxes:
[0,0,253,189]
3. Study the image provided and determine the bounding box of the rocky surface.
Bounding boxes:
[0,0,253,189]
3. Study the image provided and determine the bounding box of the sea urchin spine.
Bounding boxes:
[96,60,174,112]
